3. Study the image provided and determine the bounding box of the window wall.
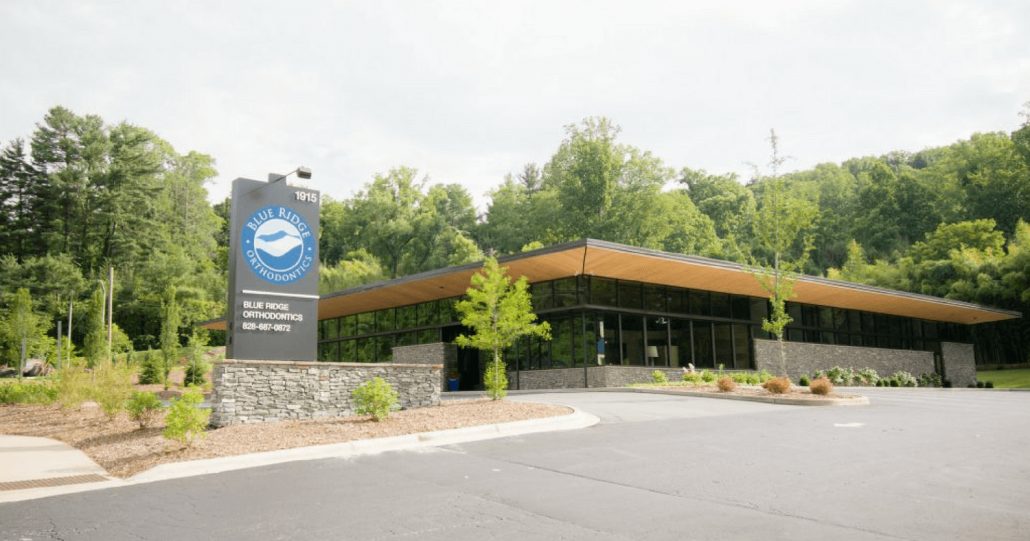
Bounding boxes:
[316,276,974,370]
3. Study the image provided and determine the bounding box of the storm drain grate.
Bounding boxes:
[0,474,109,492]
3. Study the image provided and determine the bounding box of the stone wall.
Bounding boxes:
[209,360,442,427]
[392,343,457,391]
[941,342,976,388]
[753,339,935,382]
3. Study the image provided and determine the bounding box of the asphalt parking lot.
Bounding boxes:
[1,388,1027,540]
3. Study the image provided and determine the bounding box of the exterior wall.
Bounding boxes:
[753,339,935,381]
[941,342,976,388]
[392,343,457,391]
[509,365,685,390]
[209,360,441,427]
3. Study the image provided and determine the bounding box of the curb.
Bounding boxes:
[611,386,869,406]
[127,406,599,485]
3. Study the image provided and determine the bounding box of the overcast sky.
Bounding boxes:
[1,1,1028,212]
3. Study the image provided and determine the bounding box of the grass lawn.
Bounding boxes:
[976,368,1030,389]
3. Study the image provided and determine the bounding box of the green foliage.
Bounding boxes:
[56,360,95,410]
[160,286,181,387]
[182,334,209,388]
[1,287,45,370]
[483,356,508,400]
[83,285,107,368]
[918,373,942,388]
[699,369,716,383]
[351,377,400,421]
[682,371,702,384]
[985,380,995,388]
[857,368,880,386]
[163,386,210,446]
[91,363,135,419]
[125,390,164,429]
[825,366,856,386]
[976,368,1030,389]
[454,257,551,399]
[318,249,388,294]
[651,370,669,384]
[0,379,58,404]
[799,374,811,386]
[138,348,162,385]
[888,371,918,387]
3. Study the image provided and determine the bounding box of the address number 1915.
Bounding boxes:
[294,191,318,203]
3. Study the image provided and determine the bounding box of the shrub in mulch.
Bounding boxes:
[810,378,834,395]
[762,376,791,394]
[717,377,736,392]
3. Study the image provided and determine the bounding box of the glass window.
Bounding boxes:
[788,328,804,342]
[787,303,803,326]
[551,318,573,368]
[529,335,543,370]
[803,305,819,327]
[319,318,338,341]
[750,298,769,323]
[668,288,688,315]
[621,315,645,365]
[711,293,731,318]
[646,317,669,366]
[731,296,751,320]
[923,320,938,339]
[531,282,553,311]
[355,338,374,362]
[714,323,733,368]
[669,318,692,368]
[619,281,642,310]
[732,324,751,369]
[848,311,862,333]
[689,290,710,316]
[356,312,374,336]
[601,313,621,365]
[441,298,460,323]
[861,312,874,334]
[912,320,924,338]
[833,308,849,330]
[820,331,835,344]
[376,308,395,333]
[318,342,338,362]
[819,307,834,329]
[340,339,355,362]
[340,315,356,337]
[553,278,579,307]
[396,305,417,330]
[643,284,667,313]
[693,321,714,367]
[397,331,417,347]
[850,334,863,347]
[376,335,394,363]
[874,314,889,335]
[418,328,439,344]
[590,277,618,307]
[417,301,438,326]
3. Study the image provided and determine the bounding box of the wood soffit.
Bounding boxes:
[203,240,1020,331]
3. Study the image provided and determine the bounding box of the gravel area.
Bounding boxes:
[0,399,572,479]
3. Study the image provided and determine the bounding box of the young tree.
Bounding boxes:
[3,288,40,374]
[82,285,107,368]
[159,286,181,387]
[748,130,817,376]
[454,257,551,399]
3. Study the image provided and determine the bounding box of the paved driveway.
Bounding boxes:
[1,389,1027,540]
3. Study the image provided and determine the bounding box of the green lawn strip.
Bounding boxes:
[976,369,1030,389]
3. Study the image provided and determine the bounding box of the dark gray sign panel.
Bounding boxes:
[226,177,320,361]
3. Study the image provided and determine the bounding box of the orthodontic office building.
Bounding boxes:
[305,240,1018,390]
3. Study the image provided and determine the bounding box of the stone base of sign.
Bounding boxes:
[209,360,442,427]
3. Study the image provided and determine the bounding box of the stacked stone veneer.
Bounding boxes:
[941,342,976,388]
[753,339,934,382]
[209,360,441,427]
[392,343,458,391]
[509,365,687,390]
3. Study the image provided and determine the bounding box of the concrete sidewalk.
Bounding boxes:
[0,406,599,503]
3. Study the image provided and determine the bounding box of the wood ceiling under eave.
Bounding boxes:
[286,241,1021,326]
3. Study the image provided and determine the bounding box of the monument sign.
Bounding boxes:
[226,175,320,361]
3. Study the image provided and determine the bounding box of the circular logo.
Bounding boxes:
[242,205,316,284]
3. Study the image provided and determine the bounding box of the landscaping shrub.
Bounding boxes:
[799,374,811,386]
[138,348,162,385]
[126,391,164,429]
[810,378,834,395]
[163,387,210,446]
[91,363,135,419]
[943,379,952,388]
[57,360,95,410]
[757,370,775,384]
[699,369,716,383]
[682,372,701,384]
[352,377,401,421]
[890,371,917,388]
[717,377,736,392]
[826,366,855,386]
[483,357,508,400]
[985,381,994,389]
[857,368,880,386]
[890,379,899,387]
[918,373,942,388]
[763,376,791,394]
[182,338,210,388]
[651,370,669,384]
[0,379,58,404]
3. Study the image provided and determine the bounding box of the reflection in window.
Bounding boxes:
[619,281,642,310]
[318,342,338,362]
[622,315,644,365]
[418,328,439,344]
[417,301,438,327]
[356,338,374,363]
[646,317,669,366]
[376,309,395,333]
[553,278,579,307]
[377,335,394,363]
[689,290,709,316]
[602,313,621,365]
[714,323,733,367]
[733,324,750,369]
[340,315,356,337]
[552,318,573,368]
[693,321,714,367]
[643,284,666,313]
[590,277,618,307]
[396,305,417,330]
[340,340,356,362]
[357,312,374,336]
[669,318,692,367]
[531,282,553,311]
[711,293,731,318]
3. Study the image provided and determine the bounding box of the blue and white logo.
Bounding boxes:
[242,205,316,284]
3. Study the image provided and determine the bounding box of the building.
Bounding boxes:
[300,239,1019,390]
